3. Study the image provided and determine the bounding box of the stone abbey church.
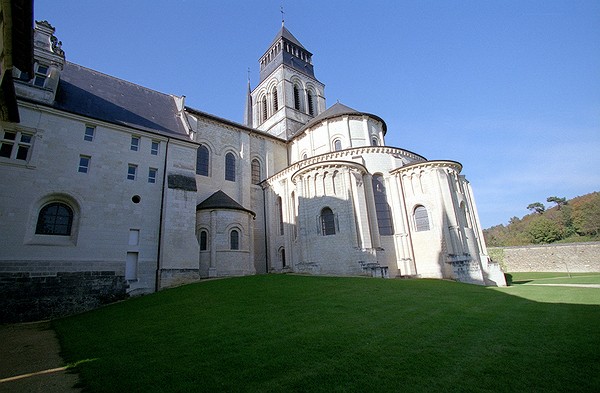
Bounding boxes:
[1,18,505,320]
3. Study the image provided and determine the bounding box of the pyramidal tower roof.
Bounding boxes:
[259,23,315,82]
[269,25,309,52]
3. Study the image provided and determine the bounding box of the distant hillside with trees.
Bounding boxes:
[483,192,600,247]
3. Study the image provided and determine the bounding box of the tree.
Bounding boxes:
[527,216,564,244]
[547,196,567,210]
[572,195,600,236]
[509,216,521,225]
[527,202,545,214]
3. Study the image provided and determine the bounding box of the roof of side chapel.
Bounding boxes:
[196,190,256,217]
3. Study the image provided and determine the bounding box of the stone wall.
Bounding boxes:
[489,242,600,273]
[0,271,127,323]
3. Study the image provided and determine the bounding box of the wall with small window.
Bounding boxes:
[269,161,377,276]
[196,208,256,277]
[0,105,171,304]
[288,113,386,164]
[390,161,490,282]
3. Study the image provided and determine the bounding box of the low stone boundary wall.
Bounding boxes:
[489,242,600,273]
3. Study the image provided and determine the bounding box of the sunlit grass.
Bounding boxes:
[53,275,600,392]
[508,272,600,285]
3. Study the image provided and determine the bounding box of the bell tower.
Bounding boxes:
[248,23,325,139]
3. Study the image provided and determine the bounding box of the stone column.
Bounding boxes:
[248,213,255,274]
[363,172,381,248]
[394,172,417,276]
[209,210,217,277]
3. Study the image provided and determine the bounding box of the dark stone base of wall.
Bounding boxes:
[0,271,128,323]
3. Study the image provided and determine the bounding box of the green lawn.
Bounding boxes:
[53,275,600,392]
[507,272,600,285]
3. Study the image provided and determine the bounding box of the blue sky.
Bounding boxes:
[34,1,599,228]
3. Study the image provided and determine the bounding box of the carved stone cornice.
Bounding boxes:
[264,145,426,186]
[290,160,368,184]
[390,160,463,176]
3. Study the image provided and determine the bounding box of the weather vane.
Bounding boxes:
[280,5,285,26]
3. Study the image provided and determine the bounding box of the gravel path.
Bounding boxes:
[0,322,80,393]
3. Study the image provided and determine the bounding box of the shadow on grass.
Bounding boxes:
[505,273,533,286]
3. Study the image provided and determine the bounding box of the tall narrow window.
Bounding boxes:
[320,207,336,236]
[225,152,236,181]
[414,205,430,232]
[230,229,239,250]
[151,140,159,155]
[278,196,284,235]
[126,252,138,281]
[291,191,297,239]
[128,229,140,245]
[196,145,209,176]
[130,136,140,151]
[372,175,394,235]
[36,202,73,236]
[294,85,301,110]
[127,164,137,180]
[148,168,157,183]
[78,155,90,173]
[307,91,314,116]
[371,137,379,146]
[84,126,95,142]
[262,96,268,121]
[251,158,261,185]
[199,230,208,251]
[333,139,342,151]
[273,88,278,112]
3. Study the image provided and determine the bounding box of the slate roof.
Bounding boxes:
[196,190,256,217]
[268,25,310,54]
[292,102,388,139]
[52,62,189,138]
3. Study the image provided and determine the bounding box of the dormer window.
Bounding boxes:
[33,64,49,87]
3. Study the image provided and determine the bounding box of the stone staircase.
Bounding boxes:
[358,261,389,278]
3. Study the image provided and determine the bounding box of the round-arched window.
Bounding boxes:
[333,139,342,151]
[230,229,240,250]
[414,205,430,232]
[320,207,336,235]
[35,202,73,236]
